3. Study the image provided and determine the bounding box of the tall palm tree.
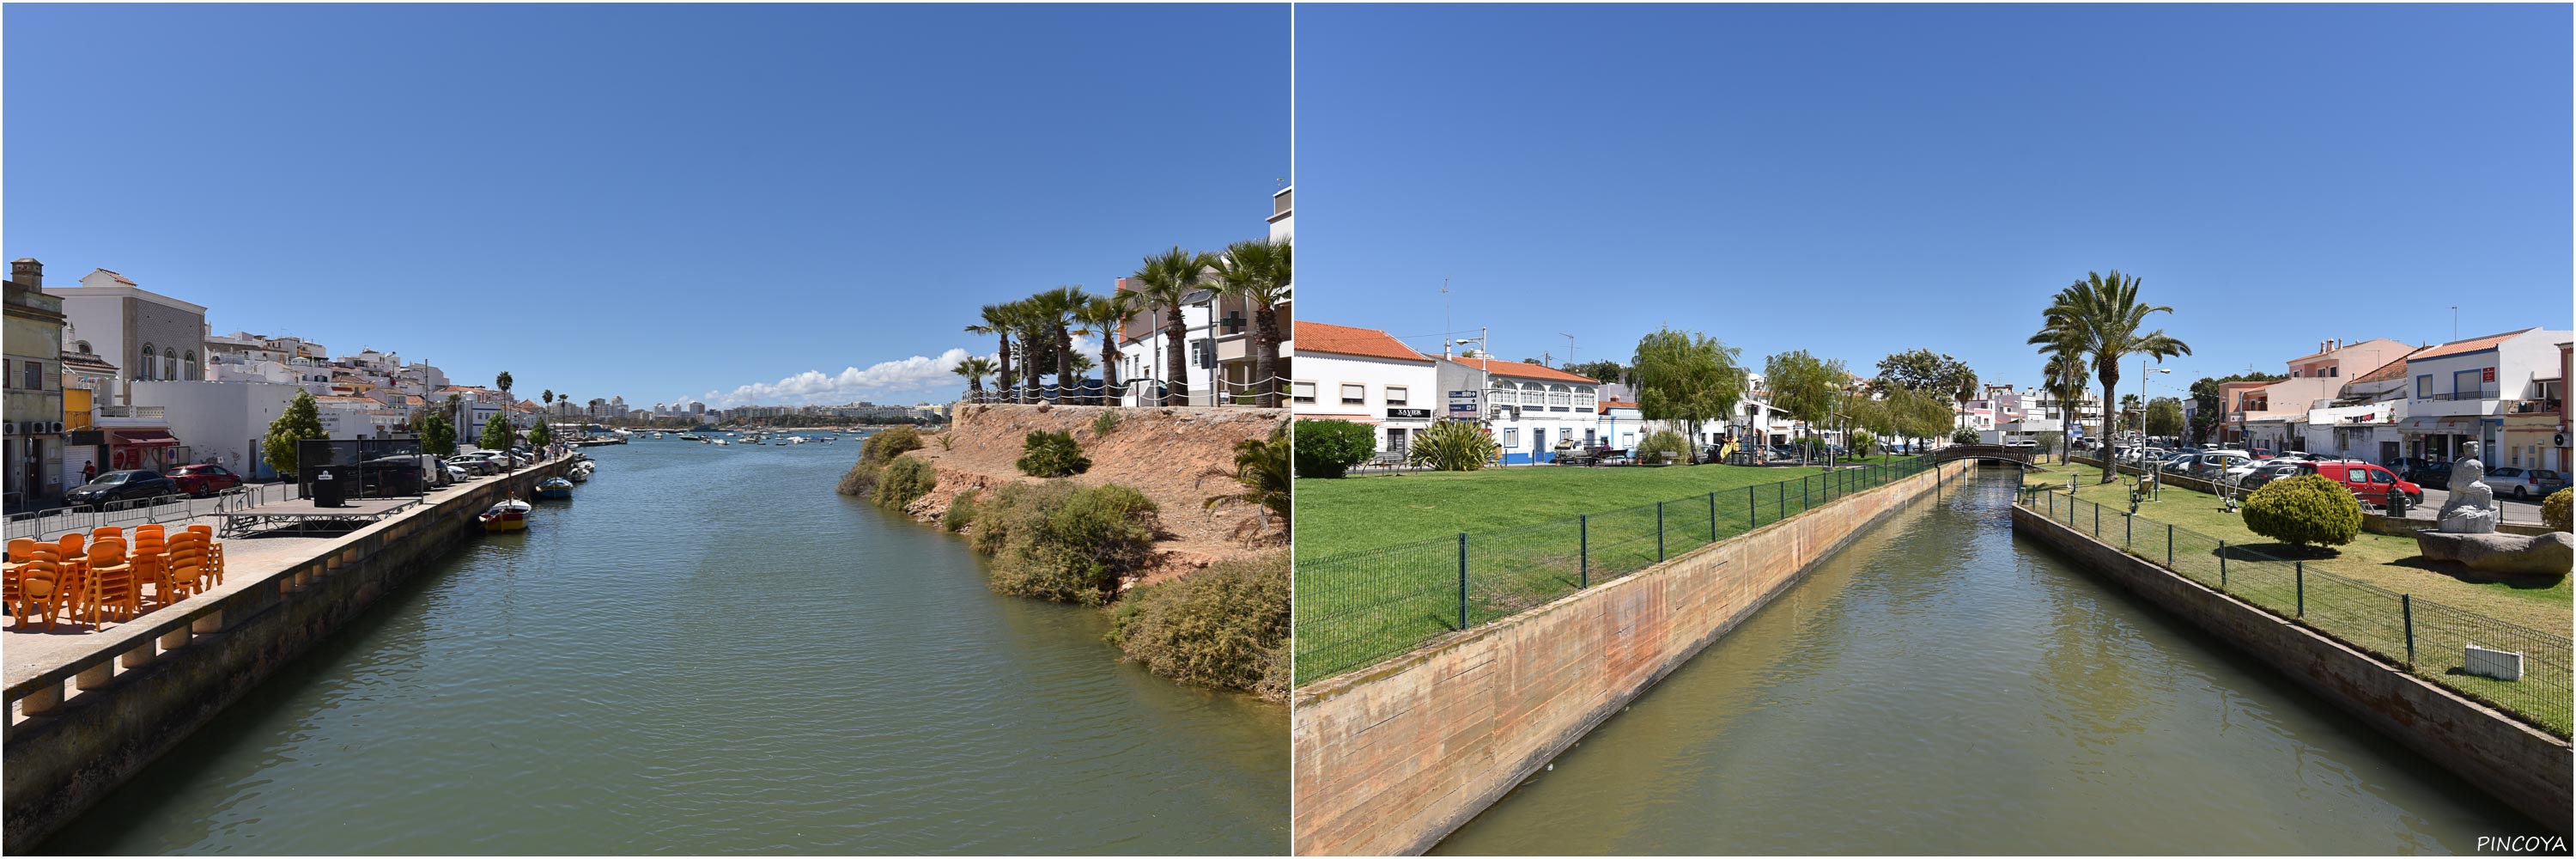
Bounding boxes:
[1075,293,1137,405]
[1133,247,1212,406]
[2031,271,2191,484]
[952,356,995,399]
[1213,237,1292,407]
[2040,345,2086,460]
[1951,369,1978,433]
[495,371,513,404]
[1028,286,1088,403]
[1005,300,1053,404]
[969,303,1015,400]
[542,389,555,411]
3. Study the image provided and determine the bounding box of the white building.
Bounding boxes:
[1437,356,1602,465]
[1288,321,1438,454]
[130,381,301,478]
[45,269,209,403]
[2398,326,2574,465]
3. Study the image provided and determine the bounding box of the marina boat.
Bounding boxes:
[534,477,575,500]
[479,497,532,532]
[677,433,702,441]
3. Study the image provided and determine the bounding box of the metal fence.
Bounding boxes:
[1293,456,1941,686]
[3,482,297,542]
[2020,486,2573,737]
[962,374,1292,408]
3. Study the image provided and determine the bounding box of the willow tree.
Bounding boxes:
[1631,327,1745,453]
[1764,350,1846,463]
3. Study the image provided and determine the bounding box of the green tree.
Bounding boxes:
[495,370,513,405]
[1133,247,1213,406]
[417,409,458,456]
[967,303,1017,397]
[1563,360,1629,385]
[1873,348,1963,395]
[1213,237,1292,407]
[2145,397,2185,437]
[2187,372,2285,443]
[1631,327,1746,447]
[1073,294,1136,404]
[481,409,518,452]
[1026,285,1088,401]
[262,390,328,478]
[529,417,553,448]
[1293,419,1376,478]
[1206,423,1290,534]
[2031,271,2192,484]
[2040,343,2088,453]
[1764,350,1846,462]
[953,356,995,397]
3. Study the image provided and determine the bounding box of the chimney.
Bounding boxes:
[10,258,40,289]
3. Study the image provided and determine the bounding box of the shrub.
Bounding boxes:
[860,426,922,464]
[973,482,1160,605]
[870,456,938,509]
[835,460,884,497]
[1408,420,1500,472]
[1850,429,1880,457]
[943,491,979,533]
[1951,427,1981,446]
[937,433,955,451]
[1105,551,1289,698]
[2544,488,2572,533]
[1091,411,1121,436]
[1015,430,1091,478]
[1293,418,1376,478]
[1636,430,1692,465]
[2242,473,2362,548]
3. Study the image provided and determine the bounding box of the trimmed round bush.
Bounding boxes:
[1635,430,1692,465]
[2241,472,2362,548]
[2543,487,2571,533]
[1015,430,1091,478]
[1293,419,1376,478]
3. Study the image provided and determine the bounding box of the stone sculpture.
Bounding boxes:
[2434,442,2502,534]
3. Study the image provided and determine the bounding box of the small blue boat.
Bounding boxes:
[534,477,575,500]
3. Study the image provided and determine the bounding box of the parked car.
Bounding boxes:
[445,463,472,484]
[2486,467,2567,501]
[2311,461,2423,508]
[2408,463,2454,487]
[165,463,245,497]
[2233,460,2307,490]
[64,470,183,509]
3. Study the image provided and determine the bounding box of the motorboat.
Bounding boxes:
[480,497,532,532]
[534,477,575,500]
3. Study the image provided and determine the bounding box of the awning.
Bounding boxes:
[2397,417,2476,436]
[106,429,180,448]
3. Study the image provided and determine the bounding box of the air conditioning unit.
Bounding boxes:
[48,422,64,434]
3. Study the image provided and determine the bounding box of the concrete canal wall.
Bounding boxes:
[2010,504,2573,832]
[1289,460,1972,856]
[3,460,574,847]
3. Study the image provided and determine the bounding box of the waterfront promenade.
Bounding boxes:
[3,456,574,845]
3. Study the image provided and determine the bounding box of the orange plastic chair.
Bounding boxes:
[87,539,137,624]
[7,538,37,563]
[56,532,84,559]
[185,525,224,587]
[164,538,210,606]
[91,526,123,542]
[44,541,94,628]
[12,554,64,630]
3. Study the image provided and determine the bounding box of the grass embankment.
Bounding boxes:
[1296,462,1832,558]
[2020,470,2569,632]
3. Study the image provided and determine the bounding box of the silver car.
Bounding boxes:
[2486,467,2567,501]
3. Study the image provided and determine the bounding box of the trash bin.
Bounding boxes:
[313,469,345,509]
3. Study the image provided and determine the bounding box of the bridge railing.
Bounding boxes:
[1293,456,1937,686]
[2018,485,2572,738]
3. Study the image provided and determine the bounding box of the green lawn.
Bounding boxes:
[2021,468,2571,736]
[1297,462,1833,558]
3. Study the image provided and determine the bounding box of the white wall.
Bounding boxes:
[1290,353,1440,452]
[130,381,299,478]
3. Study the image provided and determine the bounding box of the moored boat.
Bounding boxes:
[480,497,532,532]
[534,477,574,499]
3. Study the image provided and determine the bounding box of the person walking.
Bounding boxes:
[82,460,97,484]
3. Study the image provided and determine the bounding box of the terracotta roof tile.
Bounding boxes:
[2409,328,2537,361]
[1444,356,1602,385]
[1297,321,1433,363]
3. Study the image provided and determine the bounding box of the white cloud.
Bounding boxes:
[692,348,979,408]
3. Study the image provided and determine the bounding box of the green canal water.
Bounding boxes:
[39,437,1286,855]
[1433,470,2542,856]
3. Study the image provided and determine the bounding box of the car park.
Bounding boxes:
[165,463,245,497]
[2309,461,2422,508]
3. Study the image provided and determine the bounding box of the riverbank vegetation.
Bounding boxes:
[966,481,1161,606]
[1299,462,1835,558]
[1015,430,1090,478]
[835,426,927,499]
[1108,551,1290,699]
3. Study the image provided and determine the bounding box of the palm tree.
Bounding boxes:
[969,303,1016,400]
[952,356,995,399]
[2031,271,2191,484]
[2040,345,2086,461]
[1213,237,1292,406]
[1027,286,1088,403]
[1075,293,1138,405]
[1133,247,1212,406]
[1206,423,1291,535]
[1951,369,1978,435]
[1005,300,1053,404]
[495,371,513,404]
[542,389,555,411]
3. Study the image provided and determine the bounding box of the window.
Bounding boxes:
[164,348,179,380]
[2329,366,2339,377]
[1291,381,1315,404]
[1503,428,1518,448]
[139,344,157,380]
[1386,386,1409,406]
[1340,383,1365,405]
[2416,375,2432,399]
[1191,340,1213,370]
[184,350,198,381]
[2453,369,2484,399]
[21,361,40,391]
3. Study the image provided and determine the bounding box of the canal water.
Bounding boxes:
[39,436,1286,855]
[1433,468,2537,855]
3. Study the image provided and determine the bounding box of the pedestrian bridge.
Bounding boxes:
[1929,444,2038,466]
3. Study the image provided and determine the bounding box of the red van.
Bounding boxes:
[2310,461,2421,508]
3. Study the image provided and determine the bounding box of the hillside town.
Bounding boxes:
[0,258,943,510]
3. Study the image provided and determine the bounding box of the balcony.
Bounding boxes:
[2510,399,2564,415]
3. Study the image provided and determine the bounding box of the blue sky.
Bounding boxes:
[5,4,1287,409]
[1297,4,2572,397]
